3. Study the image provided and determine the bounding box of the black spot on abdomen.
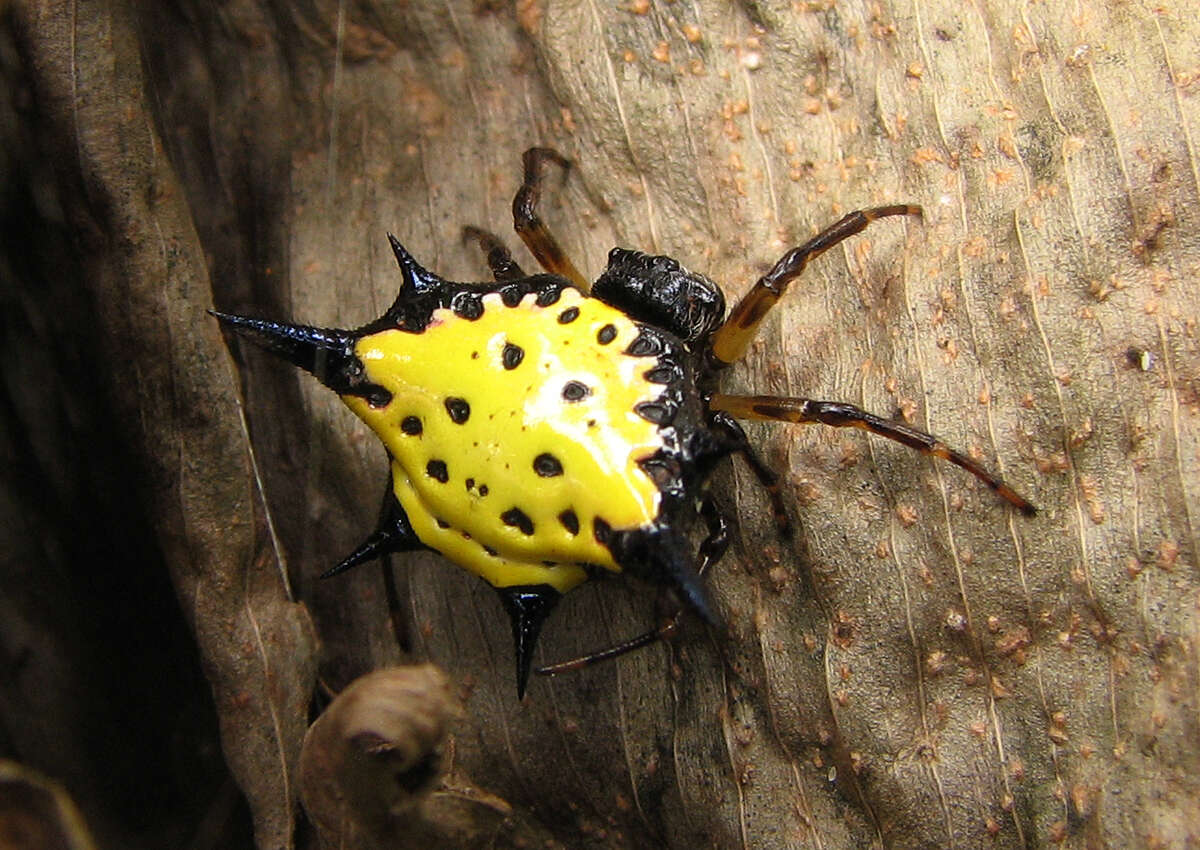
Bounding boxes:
[558,509,580,535]
[634,401,673,425]
[426,459,449,483]
[501,508,535,535]
[625,333,663,357]
[445,397,471,423]
[562,381,590,402]
[500,285,523,307]
[644,366,678,384]
[451,292,483,319]
[533,453,563,477]
[502,342,524,370]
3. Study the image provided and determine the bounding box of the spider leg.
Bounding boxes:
[710,205,922,366]
[694,495,733,578]
[710,410,793,538]
[512,147,589,289]
[461,226,527,282]
[709,394,1037,515]
[535,495,731,677]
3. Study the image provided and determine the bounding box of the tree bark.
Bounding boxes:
[2,1,1197,848]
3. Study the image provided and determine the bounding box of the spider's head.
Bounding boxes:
[591,248,725,347]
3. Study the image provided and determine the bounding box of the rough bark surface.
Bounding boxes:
[2,1,1197,848]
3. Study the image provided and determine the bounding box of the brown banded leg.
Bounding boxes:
[709,394,1037,515]
[710,410,793,538]
[536,495,732,677]
[512,147,589,289]
[462,226,527,282]
[710,205,923,366]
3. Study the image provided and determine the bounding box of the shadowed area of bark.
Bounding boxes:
[1,1,1196,848]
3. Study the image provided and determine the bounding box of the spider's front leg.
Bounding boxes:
[705,205,1035,514]
[709,205,922,366]
[461,226,527,282]
[710,394,1037,514]
[512,147,588,288]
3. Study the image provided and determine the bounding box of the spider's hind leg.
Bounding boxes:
[709,394,1037,514]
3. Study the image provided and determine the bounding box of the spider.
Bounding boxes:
[214,148,1035,698]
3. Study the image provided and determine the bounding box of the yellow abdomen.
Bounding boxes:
[342,288,665,593]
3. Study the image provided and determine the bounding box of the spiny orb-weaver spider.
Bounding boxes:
[214,148,1035,698]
